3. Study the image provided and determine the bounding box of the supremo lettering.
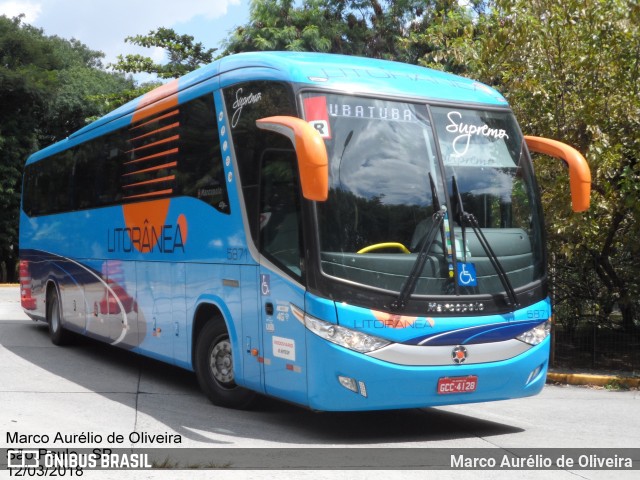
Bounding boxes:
[446,111,509,157]
[231,88,262,127]
[108,223,185,254]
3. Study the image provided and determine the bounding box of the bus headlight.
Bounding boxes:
[291,305,391,353]
[516,320,551,346]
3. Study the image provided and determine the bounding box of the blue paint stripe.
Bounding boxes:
[406,320,543,346]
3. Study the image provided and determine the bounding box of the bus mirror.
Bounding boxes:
[524,136,591,212]
[256,116,329,201]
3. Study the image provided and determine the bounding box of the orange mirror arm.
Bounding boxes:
[524,136,591,212]
[256,116,329,201]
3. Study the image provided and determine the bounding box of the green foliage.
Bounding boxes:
[85,82,162,124]
[402,1,478,73]
[111,27,217,79]
[0,15,135,281]
[224,0,352,54]
[223,0,428,60]
[464,0,639,331]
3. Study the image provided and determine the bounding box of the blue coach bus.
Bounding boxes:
[19,52,590,411]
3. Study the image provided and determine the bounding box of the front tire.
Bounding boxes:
[194,320,255,409]
[47,287,69,345]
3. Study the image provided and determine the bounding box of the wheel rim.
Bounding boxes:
[209,337,234,387]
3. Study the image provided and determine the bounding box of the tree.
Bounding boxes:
[401,0,482,73]
[1,16,51,280]
[0,15,135,282]
[223,0,428,61]
[224,0,343,54]
[458,0,640,331]
[111,27,217,79]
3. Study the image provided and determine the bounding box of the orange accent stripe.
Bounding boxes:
[122,198,171,253]
[126,135,179,154]
[124,148,179,166]
[123,175,175,189]
[123,161,177,177]
[130,122,180,143]
[132,79,179,124]
[130,110,179,132]
[123,189,173,200]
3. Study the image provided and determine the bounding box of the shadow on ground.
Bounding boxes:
[5,321,523,446]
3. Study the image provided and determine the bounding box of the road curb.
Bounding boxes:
[547,372,640,388]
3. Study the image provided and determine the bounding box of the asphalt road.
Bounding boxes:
[1,285,638,479]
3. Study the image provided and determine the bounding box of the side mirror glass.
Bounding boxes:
[256,116,329,201]
[524,136,591,212]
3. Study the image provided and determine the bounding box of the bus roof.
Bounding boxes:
[220,51,507,103]
[27,52,508,164]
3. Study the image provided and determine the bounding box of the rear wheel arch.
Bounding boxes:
[191,302,226,365]
[191,302,255,409]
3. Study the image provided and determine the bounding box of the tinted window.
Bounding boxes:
[22,94,229,216]
[259,149,303,277]
[223,81,297,244]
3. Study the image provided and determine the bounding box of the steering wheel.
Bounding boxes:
[357,242,411,254]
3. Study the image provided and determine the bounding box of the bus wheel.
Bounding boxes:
[47,287,69,345]
[195,320,255,409]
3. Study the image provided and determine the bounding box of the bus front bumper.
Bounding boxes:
[305,333,550,412]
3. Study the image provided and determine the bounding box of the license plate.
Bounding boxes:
[437,375,478,394]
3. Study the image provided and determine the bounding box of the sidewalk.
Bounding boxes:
[547,371,640,389]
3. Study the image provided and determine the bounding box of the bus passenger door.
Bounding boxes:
[257,149,308,406]
[237,264,264,393]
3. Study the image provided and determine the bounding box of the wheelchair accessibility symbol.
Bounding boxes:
[457,262,477,287]
[261,274,271,296]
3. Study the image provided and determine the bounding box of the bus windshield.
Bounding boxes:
[302,93,544,301]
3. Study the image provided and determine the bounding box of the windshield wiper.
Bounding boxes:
[391,207,445,311]
[391,173,446,311]
[451,175,519,308]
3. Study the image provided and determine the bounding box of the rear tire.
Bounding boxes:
[194,320,255,409]
[47,287,69,345]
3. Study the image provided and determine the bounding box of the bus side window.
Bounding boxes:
[259,149,303,277]
[222,81,297,245]
[178,96,229,213]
